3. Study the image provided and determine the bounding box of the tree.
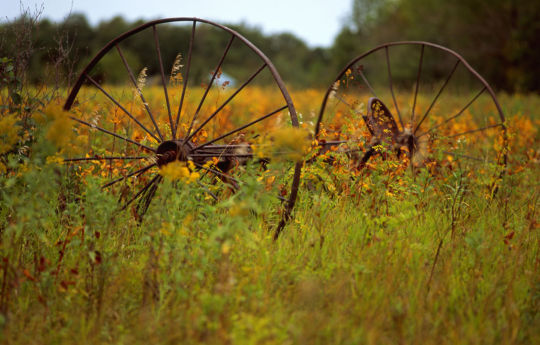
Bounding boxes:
[332,0,540,92]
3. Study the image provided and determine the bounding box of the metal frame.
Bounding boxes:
[316,41,508,168]
[63,18,302,237]
[63,20,509,238]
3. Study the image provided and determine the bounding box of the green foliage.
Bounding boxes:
[2,2,539,91]
[0,3,538,342]
[0,57,22,112]
[0,94,537,344]
[0,14,332,89]
[335,0,540,92]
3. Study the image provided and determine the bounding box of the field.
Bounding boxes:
[0,86,538,344]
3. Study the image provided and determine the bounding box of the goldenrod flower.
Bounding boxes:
[159,160,200,183]
[42,104,70,146]
[0,114,20,154]
[221,241,231,254]
[46,154,64,165]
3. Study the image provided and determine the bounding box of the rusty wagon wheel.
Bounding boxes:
[63,18,301,233]
[316,41,508,185]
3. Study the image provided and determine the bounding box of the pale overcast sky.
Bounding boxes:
[3,0,353,47]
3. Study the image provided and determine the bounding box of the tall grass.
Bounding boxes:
[0,90,538,344]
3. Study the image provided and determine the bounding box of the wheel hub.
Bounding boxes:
[396,128,418,158]
[156,140,193,167]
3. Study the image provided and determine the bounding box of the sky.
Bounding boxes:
[3,0,353,47]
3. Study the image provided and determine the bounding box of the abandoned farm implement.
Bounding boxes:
[62,18,508,235]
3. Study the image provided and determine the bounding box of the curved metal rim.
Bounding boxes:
[316,40,508,167]
[64,17,297,122]
[63,17,302,231]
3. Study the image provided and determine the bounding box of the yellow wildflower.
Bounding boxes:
[43,103,72,148]
[373,144,385,152]
[221,241,231,255]
[159,160,200,183]
[0,114,20,155]
[46,154,64,166]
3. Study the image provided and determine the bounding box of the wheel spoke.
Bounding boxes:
[276,195,287,202]
[185,62,267,143]
[84,74,160,142]
[184,34,236,142]
[192,161,239,188]
[116,44,164,141]
[101,163,157,189]
[442,151,484,162]
[385,46,404,129]
[274,161,302,240]
[197,144,256,149]
[414,59,460,134]
[357,67,378,98]
[417,86,486,138]
[194,105,288,150]
[411,44,425,126]
[64,156,149,162]
[174,20,196,138]
[121,174,160,210]
[197,180,218,201]
[70,116,156,152]
[137,176,162,216]
[445,123,503,139]
[190,153,253,158]
[331,92,363,116]
[153,25,174,138]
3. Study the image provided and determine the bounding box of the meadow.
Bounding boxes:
[0,86,538,344]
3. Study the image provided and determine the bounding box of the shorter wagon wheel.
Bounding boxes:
[63,18,301,232]
[316,41,508,183]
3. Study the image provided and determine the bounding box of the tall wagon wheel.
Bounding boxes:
[316,41,508,184]
[63,18,301,232]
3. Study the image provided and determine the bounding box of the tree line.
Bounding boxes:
[1,0,538,92]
